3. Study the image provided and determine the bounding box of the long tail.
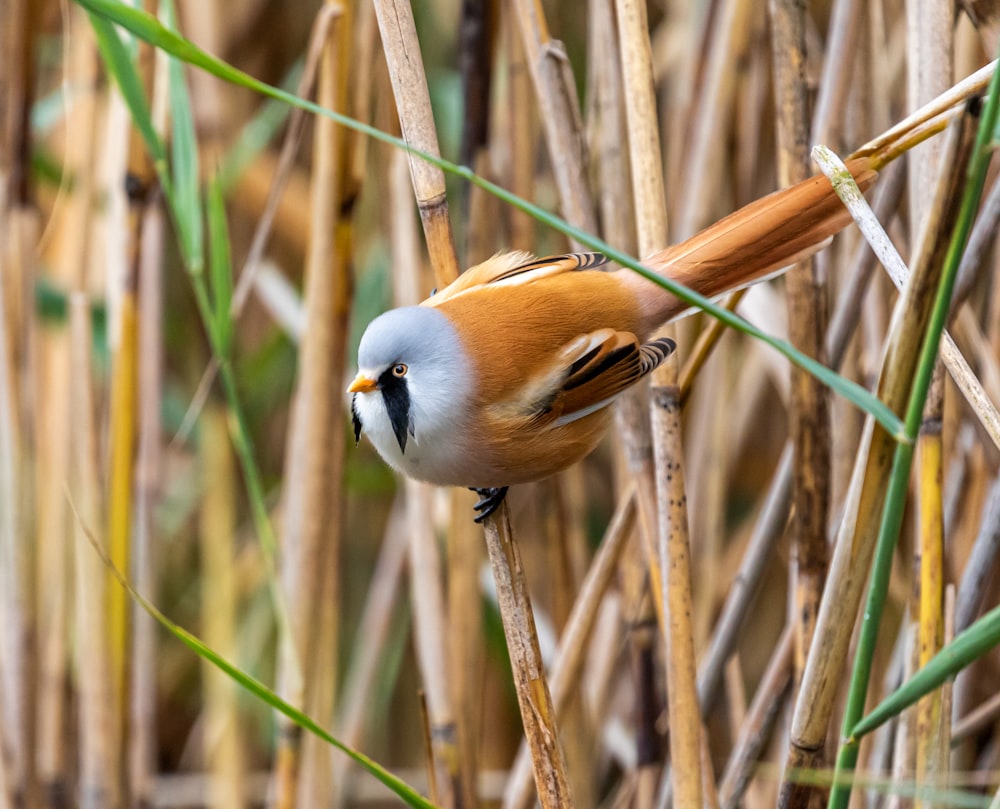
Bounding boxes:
[631,157,877,329]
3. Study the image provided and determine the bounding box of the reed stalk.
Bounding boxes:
[200,405,245,809]
[768,0,830,686]
[274,5,351,807]
[505,489,637,809]
[372,0,461,288]
[484,508,573,809]
[616,4,702,809]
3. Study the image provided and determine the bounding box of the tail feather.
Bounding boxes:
[637,157,877,328]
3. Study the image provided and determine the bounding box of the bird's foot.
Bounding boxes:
[470,486,509,523]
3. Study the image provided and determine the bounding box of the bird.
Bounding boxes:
[349,158,877,521]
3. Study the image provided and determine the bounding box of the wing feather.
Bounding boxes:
[425,251,610,307]
[493,329,676,427]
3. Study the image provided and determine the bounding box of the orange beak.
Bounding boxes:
[347,373,378,394]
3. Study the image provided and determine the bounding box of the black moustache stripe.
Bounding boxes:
[380,376,413,454]
[351,395,362,445]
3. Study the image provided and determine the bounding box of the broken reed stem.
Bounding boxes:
[814,147,1000,453]
[768,0,830,684]
[483,504,573,809]
[372,0,460,288]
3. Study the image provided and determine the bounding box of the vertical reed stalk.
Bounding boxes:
[914,365,945,804]
[36,20,99,802]
[505,490,637,809]
[769,0,830,686]
[387,127,460,809]
[200,405,245,809]
[275,5,350,808]
[70,294,117,809]
[780,119,974,809]
[372,0,461,287]
[511,0,598,238]
[616,4,702,809]
[129,182,165,809]
[824,101,984,809]
[483,509,573,809]
[106,4,159,786]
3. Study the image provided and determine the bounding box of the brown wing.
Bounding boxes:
[495,329,676,426]
[425,251,610,307]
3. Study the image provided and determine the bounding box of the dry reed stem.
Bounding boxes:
[677,291,745,404]
[954,476,1000,633]
[446,476,485,809]
[330,496,409,809]
[483,506,573,809]
[769,0,830,685]
[372,0,460,288]
[814,148,1000,452]
[199,406,245,809]
[374,9,471,793]
[451,151,490,809]
[70,295,117,809]
[779,111,977,809]
[675,0,754,239]
[915,365,945,804]
[718,627,795,809]
[404,479,458,809]
[274,7,350,808]
[953,176,1000,306]
[854,59,995,165]
[511,0,598,238]
[502,11,536,253]
[388,144,460,808]
[696,445,793,710]
[506,489,637,809]
[592,0,667,639]
[906,0,953,234]
[129,201,164,808]
[107,4,159,765]
[811,0,865,150]
[37,20,98,800]
[615,3,702,807]
[229,3,339,314]
[0,246,22,809]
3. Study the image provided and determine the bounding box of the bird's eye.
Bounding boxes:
[392,363,408,378]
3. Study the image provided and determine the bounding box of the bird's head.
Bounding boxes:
[348,306,471,456]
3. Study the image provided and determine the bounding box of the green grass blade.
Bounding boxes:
[68,495,440,809]
[206,174,233,355]
[162,0,203,272]
[850,603,1000,741]
[74,0,906,436]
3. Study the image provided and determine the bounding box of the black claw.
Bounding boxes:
[469,486,509,523]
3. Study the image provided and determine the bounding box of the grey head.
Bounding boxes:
[350,306,472,465]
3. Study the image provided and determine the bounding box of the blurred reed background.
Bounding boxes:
[1,1,1000,808]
